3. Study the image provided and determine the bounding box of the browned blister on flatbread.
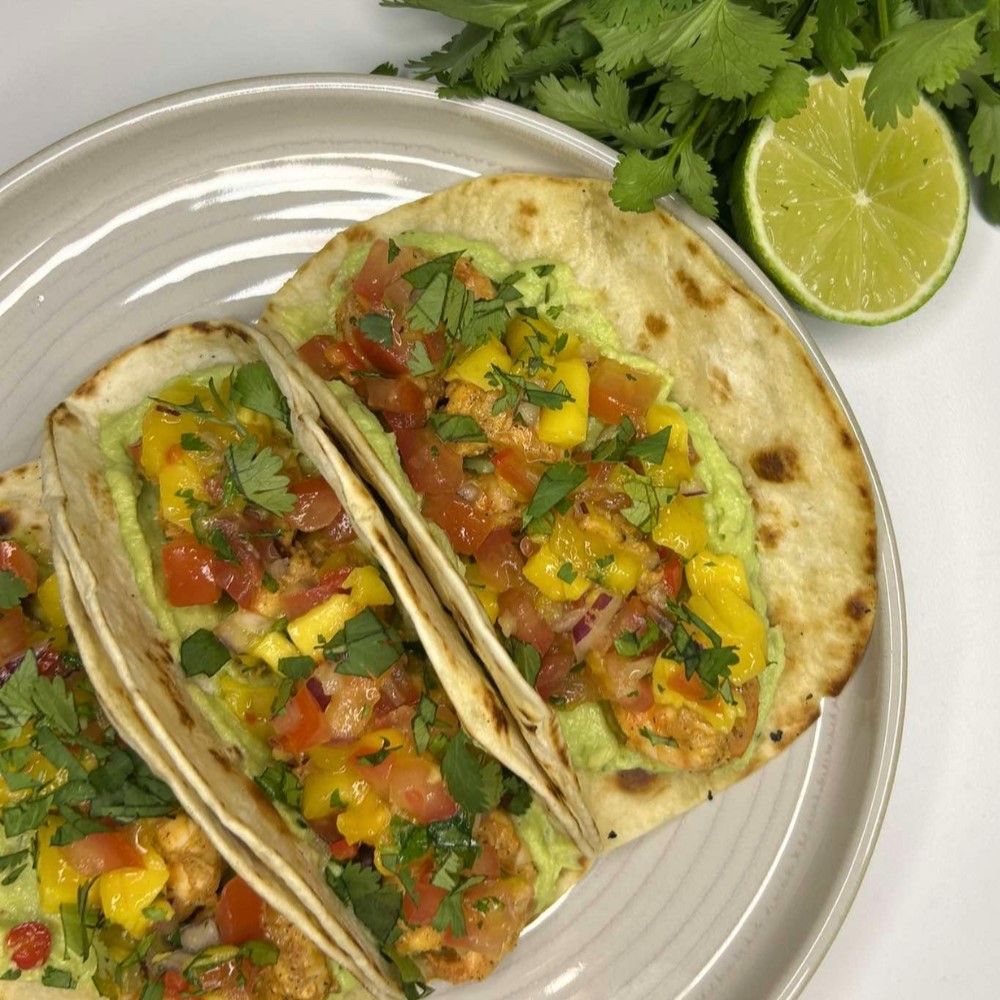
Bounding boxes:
[259,174,877,844]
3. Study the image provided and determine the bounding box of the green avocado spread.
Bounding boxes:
[270,230,785,781]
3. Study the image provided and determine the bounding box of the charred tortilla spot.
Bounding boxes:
[840,429,855,449]
[518,199,539,218]
[729,281,749,301]
[845,590,873,621]
[0,510,13,535]
[757,523,782,549]
[674,268,724,310]
[684,238,701,257]
[188,320,217,335]
[858,483,871,501]
[643,313,669,338]
[615,768,656,792]
[484,693,509,735]
[638,334,652,353]
[345,224,375,245]
[210,746,236,769]
[175,703,196,731]
[751,445,801,483]
[866,538,877,573]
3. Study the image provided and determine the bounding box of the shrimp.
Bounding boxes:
[254,907,332,1000]
[612,677,761,772]
[153,816,223,919]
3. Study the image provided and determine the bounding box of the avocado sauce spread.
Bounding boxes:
[274,232,784,779]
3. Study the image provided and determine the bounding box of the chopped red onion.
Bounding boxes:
[571,592,622,659]
[679,479,707,497]
[307,677,331,710]
[457,480,481,502]
[179,918,220,954]
[213,610,270,654]
[516,401,540,426]
[518,536,537,558]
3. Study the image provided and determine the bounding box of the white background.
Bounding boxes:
[2,2,998,997]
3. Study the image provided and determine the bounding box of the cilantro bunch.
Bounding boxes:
[380,0,1000,224]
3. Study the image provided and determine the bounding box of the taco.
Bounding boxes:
[258,173,878,847]
[42,322,589,998]
[0,461,368,1000]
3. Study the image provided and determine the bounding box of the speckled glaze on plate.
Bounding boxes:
[0,75,905,1000]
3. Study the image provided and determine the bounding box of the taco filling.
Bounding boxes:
[0,508,336,999]
[291,237,782,775]
[104,361,576,990]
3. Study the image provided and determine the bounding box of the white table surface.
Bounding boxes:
[3,2,997,998]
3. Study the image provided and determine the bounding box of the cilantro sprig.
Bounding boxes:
[386,0,1000,223]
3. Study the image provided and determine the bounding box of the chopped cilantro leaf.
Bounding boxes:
[179,432,210,453]
[41,967,75,989]
[0,570,28,609]
[356,737,401,767]
[615,618,662,657]
[503,636,542,688]
[487,365,573,414]
[255,765,302,809]
[620,470,675,534]
[557,562,577,584]
[324,608,404,678]
[223,438,296,515]
[326,861,402,945]
[406,341,436,376]
[278,655,315,681]
[625,426,671,465]
[232,361,292,430]
[179,629,230,677]
[440,731,503,816]
[428,412,487,443]
[522,461,587,527]
[640,727,679,748]
[2,795,53,836]
[355,313,394,347]
[501,771,532,815]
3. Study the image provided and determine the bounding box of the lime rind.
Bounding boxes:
[733,66,970,326]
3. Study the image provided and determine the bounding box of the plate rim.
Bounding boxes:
[0,71,907,999]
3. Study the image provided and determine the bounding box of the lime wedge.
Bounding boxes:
[732,67,969,325]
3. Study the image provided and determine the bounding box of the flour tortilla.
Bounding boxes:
[41,321,590,996]
[259,174,878,847]
[0,462,371,1000]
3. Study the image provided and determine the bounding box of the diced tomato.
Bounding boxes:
[282,567,353,620]
[446,878,529,959]
[34,645,65,679]
[209,524,263,611]
[471,843,501,879]
[329,838,359,862]
[394,427,463,496]
[387,757,458,824]
[320,507,356,545]
[423,495,492,556]
[272,686,332,754]
[401,877,448,927]
[5,921,52,971]
[64,831,144,876]
[536,639,576,701]
[162,535,222,607]
[589,358,662,426]
[0,540,38,594]
[0,608,28,664]
[666,668,708,702]
[423,331,447,363]
[473,528,524,592]
[383,409,425,432]
[298,336,366,383]
[497,588,554,656]
[374,663,419,716]
[127,439,144,467]
[351,322,410,377]
[161,970,191,1000]
[493,447,544,501]
[286,477,344,533]
[352,239,424,309]
[216,876,265,945]
[659,548,684,599]
[364,377,426,417]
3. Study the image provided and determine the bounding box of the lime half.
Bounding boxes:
[733,67,969,325]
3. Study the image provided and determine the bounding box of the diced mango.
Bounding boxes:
[444,337,512,391]
[302,765,368,821]
[158,456,207,532]
[99,849,169,939]
[250,631,303,671]
[345,566,394,608]
[504,315,555,361]
[37,821,87,913]
[685,551,751,602]
[218,675,279,731]
[337,791,392,846]
[36,574,67,630]
[651,653,745,732]
[645,403,692,484]
[523,516,592,602]
[537,359,590,448]
[651,496,708,558]
[287,594,360,656]
[687,589,767,685]
[234,405,274,446]
[599,551,644,597]
[466,565,499,623]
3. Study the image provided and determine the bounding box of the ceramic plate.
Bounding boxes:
[0,75,905,999]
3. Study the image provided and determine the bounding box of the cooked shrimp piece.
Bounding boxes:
[256,907,333,1000]
[444,383,561,463]
[153,816,223,919]
[613,678,761,772]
